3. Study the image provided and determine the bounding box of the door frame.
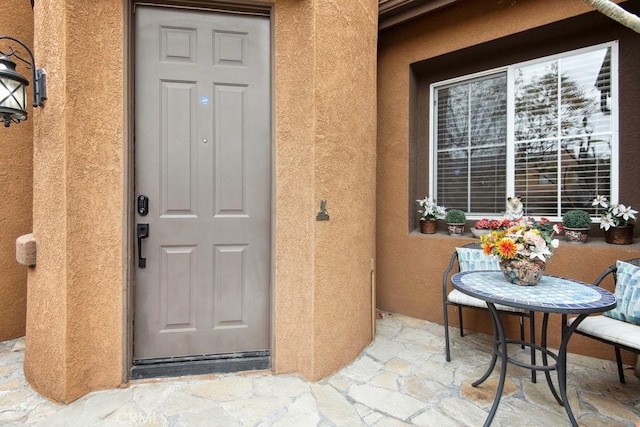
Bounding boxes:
[123,0,275,382]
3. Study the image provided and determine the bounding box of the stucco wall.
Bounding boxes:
[22,0,377,402]
[272,0,317,378]
[377,0,640,363]
[273,0,378,380]
[0,1,33,341]
[24,0,125,402]
[311,0,378,378]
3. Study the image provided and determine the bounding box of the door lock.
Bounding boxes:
[137,195,149,216]
[137,223,149,268]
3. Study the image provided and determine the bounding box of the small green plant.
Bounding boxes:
[562,210,592,229]
[445,209,466,224]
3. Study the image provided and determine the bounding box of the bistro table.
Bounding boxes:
[451,270,616,427]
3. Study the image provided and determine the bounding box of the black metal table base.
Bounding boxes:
[475,303,588,427]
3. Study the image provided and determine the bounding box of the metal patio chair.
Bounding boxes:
[567,257,640,384]
[442,242,537,382]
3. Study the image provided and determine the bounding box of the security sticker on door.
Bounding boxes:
[200,96,210,106]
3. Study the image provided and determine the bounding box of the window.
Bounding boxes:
[430,42,617,219]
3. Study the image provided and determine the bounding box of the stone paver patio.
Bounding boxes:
[1,311,639,426]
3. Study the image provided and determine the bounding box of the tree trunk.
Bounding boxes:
[583,0,640,34]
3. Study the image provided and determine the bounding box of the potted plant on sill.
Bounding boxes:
[562,210,592,244]
[416,196,446,234]
[471,218,514,238]
[445,209,466,236]
[593,195,637,245]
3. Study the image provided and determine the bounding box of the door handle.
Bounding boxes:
[137,223,149,268]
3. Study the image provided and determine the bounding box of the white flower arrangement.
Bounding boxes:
[416,196,447,221]
[592,195,637,231]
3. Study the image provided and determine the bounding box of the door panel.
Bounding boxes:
[134,6,271,361]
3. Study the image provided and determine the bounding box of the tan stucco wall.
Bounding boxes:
[310,0,377,378]
[273,0,378,380]
[24,0,125,402]
[272,0,316,378]
[0,0,33,341]
[377,0,640,363]
[22,0,377,402]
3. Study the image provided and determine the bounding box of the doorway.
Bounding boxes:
[132,4,272,378]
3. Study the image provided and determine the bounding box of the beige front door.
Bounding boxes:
[133,5,271,369]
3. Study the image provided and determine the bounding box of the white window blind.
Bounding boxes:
[431,43,616,219]
[434,73,507,215]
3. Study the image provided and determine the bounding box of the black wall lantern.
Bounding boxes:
[0,35,46,127]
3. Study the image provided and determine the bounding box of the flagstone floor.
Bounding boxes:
[1,312,639,426]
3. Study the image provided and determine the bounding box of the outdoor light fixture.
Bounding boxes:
[0,35,46,127]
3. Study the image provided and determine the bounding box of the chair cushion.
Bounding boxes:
[456,247,500,272]
[448,289,525,313]
[604,260,640,325]
[569,315,640,350]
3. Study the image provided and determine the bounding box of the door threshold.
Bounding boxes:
[131,350,270,380]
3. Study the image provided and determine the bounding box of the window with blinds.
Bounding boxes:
[431,42,616,219]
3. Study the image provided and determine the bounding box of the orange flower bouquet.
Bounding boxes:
[480,217,561,285]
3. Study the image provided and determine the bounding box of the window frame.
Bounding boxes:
[428,41,619,222]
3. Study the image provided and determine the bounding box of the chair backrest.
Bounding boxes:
[456,245,500,272]
[601,258,640,325]
[594,257,640,288]
[442,242,481,278]
[442,242,498,294]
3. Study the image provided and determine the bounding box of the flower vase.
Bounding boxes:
[564,227,589,244]
[604,224,634,245]
[470,228,492,238]
[499,258,546,286]
[420,219,437,234]
[447,223,465,236]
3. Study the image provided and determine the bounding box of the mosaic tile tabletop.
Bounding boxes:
[452,271,617,314]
